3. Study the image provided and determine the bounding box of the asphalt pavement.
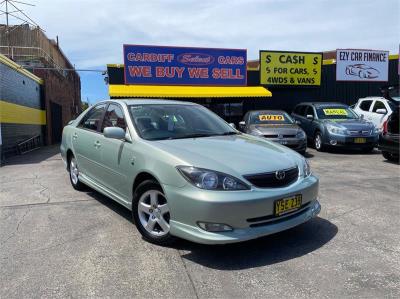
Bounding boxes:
[0,145,399,298]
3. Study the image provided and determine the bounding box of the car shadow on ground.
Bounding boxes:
[175,217,337,270]
[86,188,337,270]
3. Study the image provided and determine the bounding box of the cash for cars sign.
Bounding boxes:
[336,49,389,82]
[123,45,247,86]
[259,51,322,86]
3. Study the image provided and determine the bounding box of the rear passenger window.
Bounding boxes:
[79,104,106,131]
[359,100,373,111]
[372,101,386,113]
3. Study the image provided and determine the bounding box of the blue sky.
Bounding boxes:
[4,0,400,103]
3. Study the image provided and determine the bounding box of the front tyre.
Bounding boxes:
[132,180,176,245]
[314,132,325,151]
[68,156,85,191]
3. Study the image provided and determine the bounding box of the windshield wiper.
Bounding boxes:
[214,131,239,136]
[168,133,217,139]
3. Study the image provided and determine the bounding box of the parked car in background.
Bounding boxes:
[61,100,320,245]
[353,97,394,130]
[378,86,399,163]
[239,110,307,154]
[292,102,379,152]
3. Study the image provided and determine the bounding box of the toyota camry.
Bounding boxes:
[61,100,320,245]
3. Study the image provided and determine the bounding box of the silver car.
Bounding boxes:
[239,110,307,154]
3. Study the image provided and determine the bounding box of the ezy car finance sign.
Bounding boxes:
[336,49,389,82]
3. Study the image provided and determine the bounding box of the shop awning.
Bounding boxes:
[109,84,272,98]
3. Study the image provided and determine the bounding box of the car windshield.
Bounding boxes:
[316,106,358,120]
[249,111,294,125]
[128,104,237,140]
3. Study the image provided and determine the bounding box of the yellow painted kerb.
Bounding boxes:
[0,100,46,125]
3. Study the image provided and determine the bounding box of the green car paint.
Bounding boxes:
[61,99,320,245]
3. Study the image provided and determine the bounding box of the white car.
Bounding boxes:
[353,97,393,130]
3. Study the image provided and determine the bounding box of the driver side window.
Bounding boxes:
[101,104,126,132]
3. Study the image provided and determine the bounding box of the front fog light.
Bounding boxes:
[197,222,233,232]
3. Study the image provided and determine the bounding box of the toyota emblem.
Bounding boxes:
[275,170,286,180]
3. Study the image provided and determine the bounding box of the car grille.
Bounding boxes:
[264,134,278,138]
[243,166,299,188]
[348,130,370,135]
[282,134,296,138]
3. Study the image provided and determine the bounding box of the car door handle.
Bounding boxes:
[94,141,101,148]
[72,133,78,140]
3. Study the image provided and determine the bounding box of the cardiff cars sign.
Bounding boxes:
[123,45,247,86]
[336,49,389,82]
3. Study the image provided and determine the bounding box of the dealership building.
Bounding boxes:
[0,25,81,161]
[106,46,399,124]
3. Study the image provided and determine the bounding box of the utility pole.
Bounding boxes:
[5,0,10,56]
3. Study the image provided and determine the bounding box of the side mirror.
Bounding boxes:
[104,127,126,140]
[306,114,314,120]
[376,108,387,114]
[238,121,246,131]
[229,123,236,129]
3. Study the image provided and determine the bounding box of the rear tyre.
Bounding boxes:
[132,180,176,246]
[68,156,85,191]
[382,151,399,162]
[314,132,324,152]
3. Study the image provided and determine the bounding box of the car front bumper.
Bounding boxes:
[266,137,307,152]
[163,175,320,244]
[323,133,378,148]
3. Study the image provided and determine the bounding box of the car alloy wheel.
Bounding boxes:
[314,133,324,151]
[70,157,79,185]
[68,156,85,190]
[138,190,170,236]
[132,180,175,245]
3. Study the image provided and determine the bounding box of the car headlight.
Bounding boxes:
[303,159,312,177]
[177,166,250,191]
[296,130,306,138]
[327,124,346,135]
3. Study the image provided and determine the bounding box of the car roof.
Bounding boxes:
[357,96,386,101]
[96,99,199,106]
[121,99,197,106]
[296,102,347,107]
[248,109,287,114]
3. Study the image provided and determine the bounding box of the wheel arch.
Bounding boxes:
[132,171,164,198]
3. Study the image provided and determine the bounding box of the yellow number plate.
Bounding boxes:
[354,138,366,143]
[275,194,302,216]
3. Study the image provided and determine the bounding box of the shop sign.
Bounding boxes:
[123,45,247,86]
[336,49,389,82]
[259,51,322,86]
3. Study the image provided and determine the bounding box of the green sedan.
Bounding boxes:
[60,99,320,245]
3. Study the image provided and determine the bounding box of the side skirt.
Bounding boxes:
[79,173,132,211]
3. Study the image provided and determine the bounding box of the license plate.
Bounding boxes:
[354,137,366,144]
[275,194,302,216]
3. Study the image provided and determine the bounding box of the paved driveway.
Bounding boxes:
[1,146,399,298]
